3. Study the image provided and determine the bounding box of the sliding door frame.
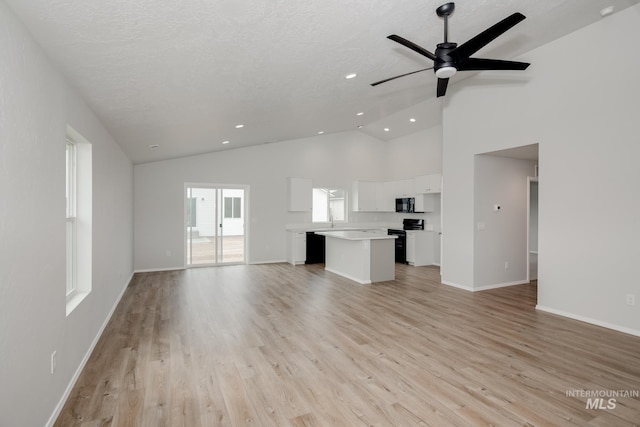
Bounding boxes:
[184,182,249,267]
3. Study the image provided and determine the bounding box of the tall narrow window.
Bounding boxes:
[66,140,77,297]
[66,126,92,315]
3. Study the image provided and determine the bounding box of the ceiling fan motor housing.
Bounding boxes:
[434,42,458,77]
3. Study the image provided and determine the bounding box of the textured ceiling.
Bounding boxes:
[5,0,639,163]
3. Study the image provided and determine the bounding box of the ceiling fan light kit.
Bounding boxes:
[372,2,531,97]
[435,66,457,79]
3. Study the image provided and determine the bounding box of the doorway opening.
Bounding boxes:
[185,184,247,266]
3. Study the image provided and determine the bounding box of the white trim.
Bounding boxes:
[46,272,134,427]
[134,267,186,273]
[441,279,529,292]
[65,291,89,317]
[184,183,249,268]
[526,176,539,282]
[474,280,530,292]
[536,305,640,338]
[324,267,371,285]
[248,260,287,265]
[440,280,474,292]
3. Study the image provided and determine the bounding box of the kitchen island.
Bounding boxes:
[315,230,397,284]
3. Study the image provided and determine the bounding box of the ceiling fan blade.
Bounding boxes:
[370,67,434,86]
[457,58,530,71]
[437,78,449,97]
[387,35,437,61]
[450,12,526,61]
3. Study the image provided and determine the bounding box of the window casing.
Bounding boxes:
[65,126,92,315]
[66,140,77,297]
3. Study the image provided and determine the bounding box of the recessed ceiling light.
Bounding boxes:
[357,112,364,116]
[409,118,416,122]
[235,124,244,129]
[345,73,357,79]
[318,131,325,135]
[149,144,159,150]
[357,125,364,129]
[222,140,230,144]
[384,128,390,132]
[600,6,614,16]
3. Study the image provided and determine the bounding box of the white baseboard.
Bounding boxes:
[248,259,287,265]
[440,280,474,292]
[46,272,134,427]
[134,266,185,273]
[134,261,289,272]
[441,279,529,292]
[474,280,530,292]
[324,267,371,285]
[536,305,640,338]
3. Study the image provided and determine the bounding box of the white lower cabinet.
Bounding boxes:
[405,231,434,266]
[406,233,416,264]
[287,231,306,265]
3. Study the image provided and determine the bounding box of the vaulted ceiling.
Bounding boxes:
[5,0,639,163]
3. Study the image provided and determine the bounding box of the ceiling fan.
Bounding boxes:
[371,2,530,97]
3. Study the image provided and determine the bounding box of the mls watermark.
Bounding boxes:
[566,389,640,410]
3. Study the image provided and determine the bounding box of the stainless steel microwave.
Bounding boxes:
[395,197,415,213]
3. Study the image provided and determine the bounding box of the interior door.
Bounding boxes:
[186,185,246,266]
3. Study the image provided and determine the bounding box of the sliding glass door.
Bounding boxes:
[185,185,246,266]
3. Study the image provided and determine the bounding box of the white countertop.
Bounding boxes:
[316,230,397,241]
[285,223,398,232]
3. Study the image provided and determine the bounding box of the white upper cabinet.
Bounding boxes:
[414,174,442,194]
[353,181,395,212]
[376,182,395,212]
[352,180,378,212]
[287,177,312,211]
[387,179,415,198]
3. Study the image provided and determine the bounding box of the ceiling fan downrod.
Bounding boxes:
[436,2,455,43]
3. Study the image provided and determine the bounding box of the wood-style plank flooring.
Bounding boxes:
[55,263,640,426]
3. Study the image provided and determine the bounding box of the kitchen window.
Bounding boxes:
[312,188,346,223]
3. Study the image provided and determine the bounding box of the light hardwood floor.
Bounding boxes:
[54,263,640,426]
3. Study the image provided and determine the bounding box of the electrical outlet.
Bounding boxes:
[51,351,57,374]
[504,261,509,269]
[166,250,171,257]
[626,294,636,306]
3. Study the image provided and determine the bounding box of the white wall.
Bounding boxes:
[442,4,640,334]
[0,3,134,426]
[134,125,445,270]
[134,132,391,270]
[474,155,537,289]
[385,126,443,179]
